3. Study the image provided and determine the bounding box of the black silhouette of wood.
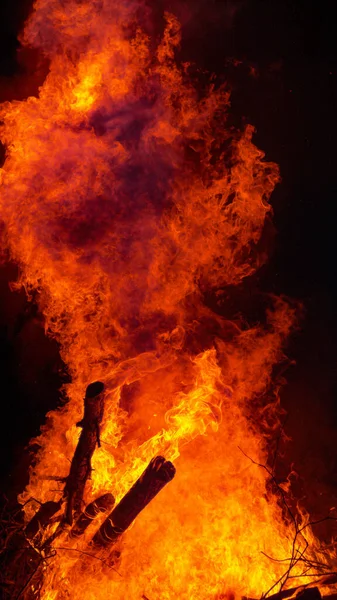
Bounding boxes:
[92,456,175,548]
[70,493,115,538]
[245,577,337,600]
[0,382,111,599]
[64,381,105,525]
[297,588,322,600]
[25,500,62,541]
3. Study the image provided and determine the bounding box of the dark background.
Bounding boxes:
[0,0,336,534]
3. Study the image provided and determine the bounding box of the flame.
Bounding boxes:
[0,2,335,599]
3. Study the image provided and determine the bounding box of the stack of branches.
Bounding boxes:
[2,390,337,600]
[0,381,175,600]
[238,446,337,600]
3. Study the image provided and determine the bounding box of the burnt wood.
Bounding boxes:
[297,589,322,600]
[63,381,105,525]
[92,455,175,548]
[70,493,115,538]
[25,500,62,540]
[244,577,337,600]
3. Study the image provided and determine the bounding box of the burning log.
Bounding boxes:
[297,589,322,600]
[64,381,105,525]
[245,579,337,600]
[92,456,175,548]
[25,499,62,541]
[70,493,115,538]
[20,381,107,552]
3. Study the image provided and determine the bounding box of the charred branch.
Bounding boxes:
[297,588,322,600]
[92,456,175,548]
[70,493,115,538]
[25,500,62,541]
[244,576,337,600]
[63,381,105,525]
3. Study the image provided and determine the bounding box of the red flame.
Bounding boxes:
[0,2,334,599]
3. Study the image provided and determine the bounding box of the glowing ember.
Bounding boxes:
[0,1,335,599]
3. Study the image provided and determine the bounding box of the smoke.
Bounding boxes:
[166,0,246,31]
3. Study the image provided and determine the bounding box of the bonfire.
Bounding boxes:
[0,1,336,599]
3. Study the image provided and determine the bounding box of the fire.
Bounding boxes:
[0,1,335,599]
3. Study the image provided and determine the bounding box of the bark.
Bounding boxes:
[70,493,115,538]
[25,500,62,540]
[92,456,175,548]
[245,577,337,600]
[63,381,105,525]
[297,589,322,600]
[266,576,337,600]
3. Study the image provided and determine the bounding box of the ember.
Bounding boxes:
[0,1,336,599]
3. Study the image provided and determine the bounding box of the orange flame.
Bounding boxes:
[0,2,335,599]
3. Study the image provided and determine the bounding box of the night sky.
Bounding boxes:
[0,0,336,536]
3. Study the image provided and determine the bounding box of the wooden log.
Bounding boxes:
[297,589,321,600]
[92,456,175,548]
[69,493,115,538]
[25,499,62,540]
[63,381,105,525]
[244,576,337,600]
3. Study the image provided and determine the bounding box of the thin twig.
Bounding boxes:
[238,447,337,598]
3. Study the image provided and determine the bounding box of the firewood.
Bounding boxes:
[297,588,322,600]
[63,381,105,525]
[25,500,62,540]
[70,493,115,538]
[92,456,175,548]
[64,381,105,524]
[244,577,337,600]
